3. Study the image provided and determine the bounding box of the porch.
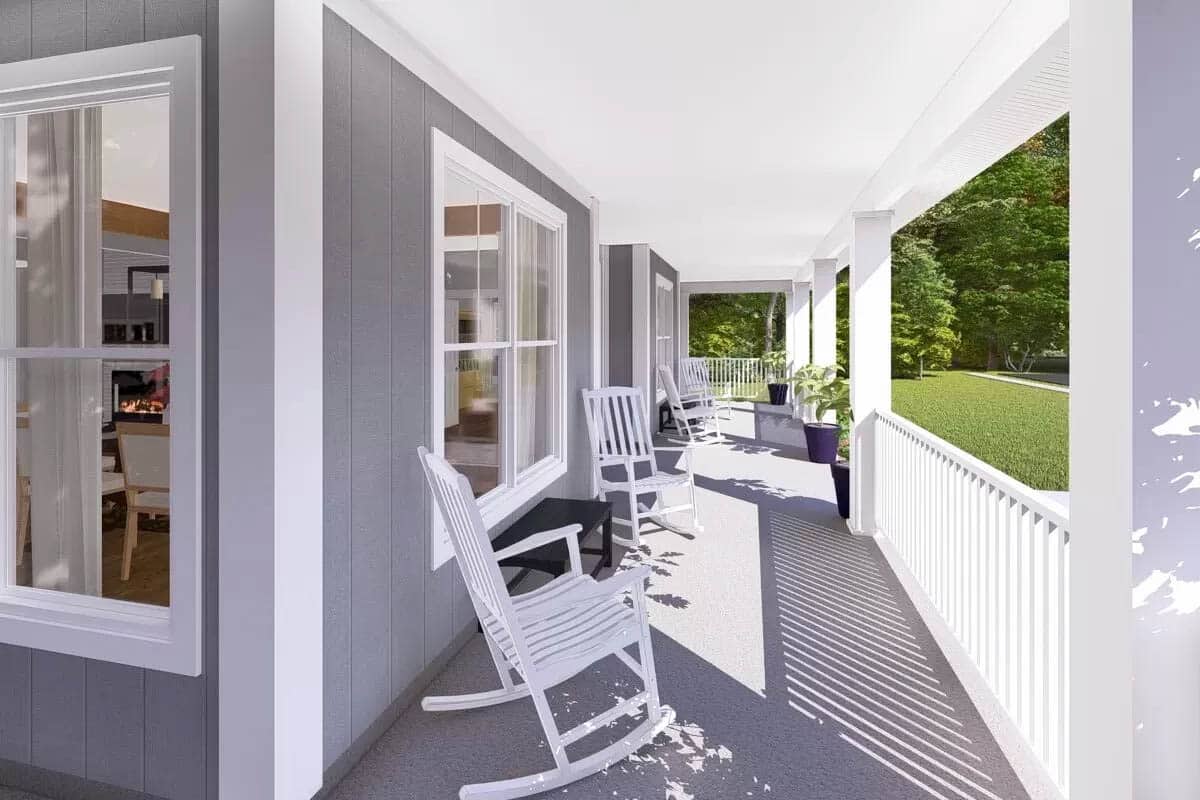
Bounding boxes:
[330,406,1033,800]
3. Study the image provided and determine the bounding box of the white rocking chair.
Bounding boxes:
[417,446,675,800]
[659,364,724,446]
[678,356,732,420]
[581,386,701,548]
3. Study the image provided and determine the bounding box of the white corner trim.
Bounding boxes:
[323,0,595,207]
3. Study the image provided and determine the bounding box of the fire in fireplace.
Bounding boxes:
[112,366,169,423]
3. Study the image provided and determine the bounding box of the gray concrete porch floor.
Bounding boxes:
[330,406,1031,800]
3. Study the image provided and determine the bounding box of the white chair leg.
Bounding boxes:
[423,632,529,711]
[626,490,641,548]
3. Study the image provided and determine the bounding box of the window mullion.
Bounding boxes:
[504,202,517,490]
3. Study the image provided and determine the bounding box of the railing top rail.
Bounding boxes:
[876,409,1070,532]
[701,357,763,362]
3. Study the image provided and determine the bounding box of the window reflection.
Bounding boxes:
[444,350,501,497]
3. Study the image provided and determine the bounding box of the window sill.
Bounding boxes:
[480,458,568,532]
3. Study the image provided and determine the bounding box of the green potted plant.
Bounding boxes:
[762,349,792,405]
[791,363,831,421]
[804,375,849,464]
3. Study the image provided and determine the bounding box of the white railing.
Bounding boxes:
[874,410,1069,794]
[702,357,767,401]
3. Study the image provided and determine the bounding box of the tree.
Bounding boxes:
[688,292,787,358]
[891,235,958,378]
[905,115,1069,369]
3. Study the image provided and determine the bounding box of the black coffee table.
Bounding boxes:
[491,497,614,591]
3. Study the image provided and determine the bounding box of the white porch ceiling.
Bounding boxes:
[371,0,1068,282]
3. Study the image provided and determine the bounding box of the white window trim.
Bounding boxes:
[654,273,674,404]
[430,130,569,569]
[0,37,202,676]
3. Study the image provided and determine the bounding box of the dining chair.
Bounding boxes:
[116,422,170,581]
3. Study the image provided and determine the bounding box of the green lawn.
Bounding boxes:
[891,371,1068,491]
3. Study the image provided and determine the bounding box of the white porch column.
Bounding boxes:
[785,281,810,372]
[848,211,892,536]
[811,258,838,369]
[219,0,324,797]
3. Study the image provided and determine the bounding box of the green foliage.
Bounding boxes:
[905,115,1069,370]
[811,376,851,423]
[892,372,1068,491]
[762,348,791,382]
[790,363,832,404]
[688,292,787,358]
[891,235,959,378]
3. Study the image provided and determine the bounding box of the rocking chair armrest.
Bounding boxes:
[494,524,584,575]
[562,565,653,607]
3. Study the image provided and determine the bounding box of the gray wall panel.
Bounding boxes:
[323,9,596,783]
[144,0,204,39]
[348,29,395,742]
[322,7,353,768]
[389,59,427,698]
[84,661,143,792]
[143,670,206,800]
[0,3,218,798]
[0,1,32,63]
[29,652,85,777]
[30,0,85,57]
[607,245,633,386]
[421,84,455,663]
[85,0,144,49]
[0,645,31,763]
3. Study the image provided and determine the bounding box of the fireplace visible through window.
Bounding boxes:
[112,365,169,423]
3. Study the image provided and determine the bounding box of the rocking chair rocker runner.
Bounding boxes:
[418,447,675,800]
[582,386,702,548]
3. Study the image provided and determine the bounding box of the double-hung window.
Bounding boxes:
[0,39,202,674]
[431,130,567,568]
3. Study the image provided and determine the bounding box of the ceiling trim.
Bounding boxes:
[809,6,1069,272]
[324,0,596,207]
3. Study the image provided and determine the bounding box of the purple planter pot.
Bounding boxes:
[766,383,789,405]
[803,422,841,464]
[830,462,850,519]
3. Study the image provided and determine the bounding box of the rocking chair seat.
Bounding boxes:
[599,469,690,495]
[482,574,641,683]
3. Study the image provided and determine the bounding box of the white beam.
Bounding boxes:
[786,282,811,371]
[1071,0,1136,797]
[848,211,892,536]
[811,259,838,369]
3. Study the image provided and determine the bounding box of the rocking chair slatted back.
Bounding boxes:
[677,357,711,399]
[418,447,516,645]
[582,386,655,464]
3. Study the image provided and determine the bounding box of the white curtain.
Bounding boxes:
[26,109,103,596]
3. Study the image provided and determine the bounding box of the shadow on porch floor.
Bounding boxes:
[329,407,1031,800]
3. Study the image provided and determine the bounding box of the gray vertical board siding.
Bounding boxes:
[348,28,395,743]
[607,245,633,386]
[84,661,143,791]
[0,1,32,63]
[30,0,85,57]
[85,0,144,49]
[649,250,679,406]
[0,645,31,763]
[389,59,427,698]
[0,3,218,798]
[322,10,596,780]
[322,7,353,769]
[144,670,206,800]
[144,0,204,39]
[421,84,455,663]
[29,652,85,777]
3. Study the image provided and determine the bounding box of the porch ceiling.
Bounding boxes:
[369,0,1067,283]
